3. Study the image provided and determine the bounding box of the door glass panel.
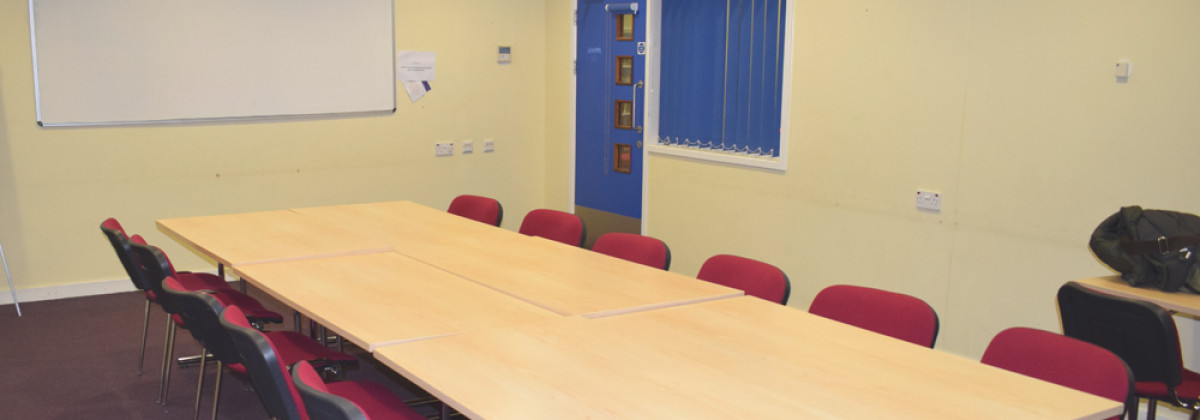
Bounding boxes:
[614,100,632,129]
[616,14,634,41]
[615,56,633,85]
[613,144,632,173]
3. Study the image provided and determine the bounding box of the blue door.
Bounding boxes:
[575,0,646,242]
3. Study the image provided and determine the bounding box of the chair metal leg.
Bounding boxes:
[1148,397,1158,420]
[161,320,177,406]
[193,349,208,420]
[176,353,214,368]
[158,316,172,404]
[138,300,151,375]
[211,362,223,420]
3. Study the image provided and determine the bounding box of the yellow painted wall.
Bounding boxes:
[544,0,573,211]
[6,0,1200,362]
[596,0,1200,357]
[0,0,548,289]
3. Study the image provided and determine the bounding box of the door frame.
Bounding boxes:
[569,0,660,234]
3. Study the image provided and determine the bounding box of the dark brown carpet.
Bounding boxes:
[0,285,437,419]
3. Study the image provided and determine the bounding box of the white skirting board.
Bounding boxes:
[0,271,225,305]
[0,278,135,305]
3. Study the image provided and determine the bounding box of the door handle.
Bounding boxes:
[632,80,643,134]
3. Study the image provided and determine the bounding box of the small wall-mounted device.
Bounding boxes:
[1114,59,1132,79]
[498,46,512,65]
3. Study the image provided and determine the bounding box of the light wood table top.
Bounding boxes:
[290,200,520,245]
[160,200,738,320]
[232,251,560,351]
[376,296,1121,420]
[293,201,744,317]
[157,209,391,266]
[1075,275,1200,317]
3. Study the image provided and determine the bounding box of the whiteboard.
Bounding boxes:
[28,0,396,127]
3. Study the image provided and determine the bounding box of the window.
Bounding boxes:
[651,0,791,170]
[615,56,634,85]
[615,100,634,129]
[616,13,635,41]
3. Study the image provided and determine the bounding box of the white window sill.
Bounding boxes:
[647,143,787,172]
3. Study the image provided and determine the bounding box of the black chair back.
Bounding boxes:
[160,278,244,365]
[129,242,185,316]
[100,219,151,293]
[1057,282,1183,389]
[220,305,305,420]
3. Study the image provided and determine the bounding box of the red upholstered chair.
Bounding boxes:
[982,327,1132,420]
[808,284,939,348]
[591,232,671,270]
[127,240,283,405]
[1058,282,1200,420]
[127,234,283,324]
[101,216,283,382]
[100,218,163,375]
[518,209,586,247]
[161,278,358,420]
[292,360,426,420]
[696,254,790,304]
[447,194,503,227]
[221,306,424,420]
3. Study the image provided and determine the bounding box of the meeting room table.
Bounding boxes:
[375,296,1121,419]
[158,201,1123,419]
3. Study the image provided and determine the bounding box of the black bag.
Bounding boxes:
[1090,206,1200,292]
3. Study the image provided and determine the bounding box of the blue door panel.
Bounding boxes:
[575,0,645,220]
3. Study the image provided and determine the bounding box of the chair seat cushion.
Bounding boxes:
[1134,368,1200,400]
[174,272,235,292]
[326,380,426,420]
[209,291,284,323]
[264,331,358,365]
[227,362,247,375]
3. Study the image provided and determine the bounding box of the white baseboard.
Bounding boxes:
[0,270,226,306]
[0,278,137,305]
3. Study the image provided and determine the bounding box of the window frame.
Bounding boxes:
[643,0,794,172]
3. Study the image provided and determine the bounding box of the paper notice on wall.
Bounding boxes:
[397,51,436,81]
[403,80,431,102]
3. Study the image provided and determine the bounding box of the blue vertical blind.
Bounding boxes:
[659,0,786,157]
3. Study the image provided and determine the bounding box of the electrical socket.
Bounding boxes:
[483,138,495,153]
[915,190,942,212]
[435,142,454,157]
[462,140,474,154]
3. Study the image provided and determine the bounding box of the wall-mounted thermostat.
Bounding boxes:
[498,46,512,65]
